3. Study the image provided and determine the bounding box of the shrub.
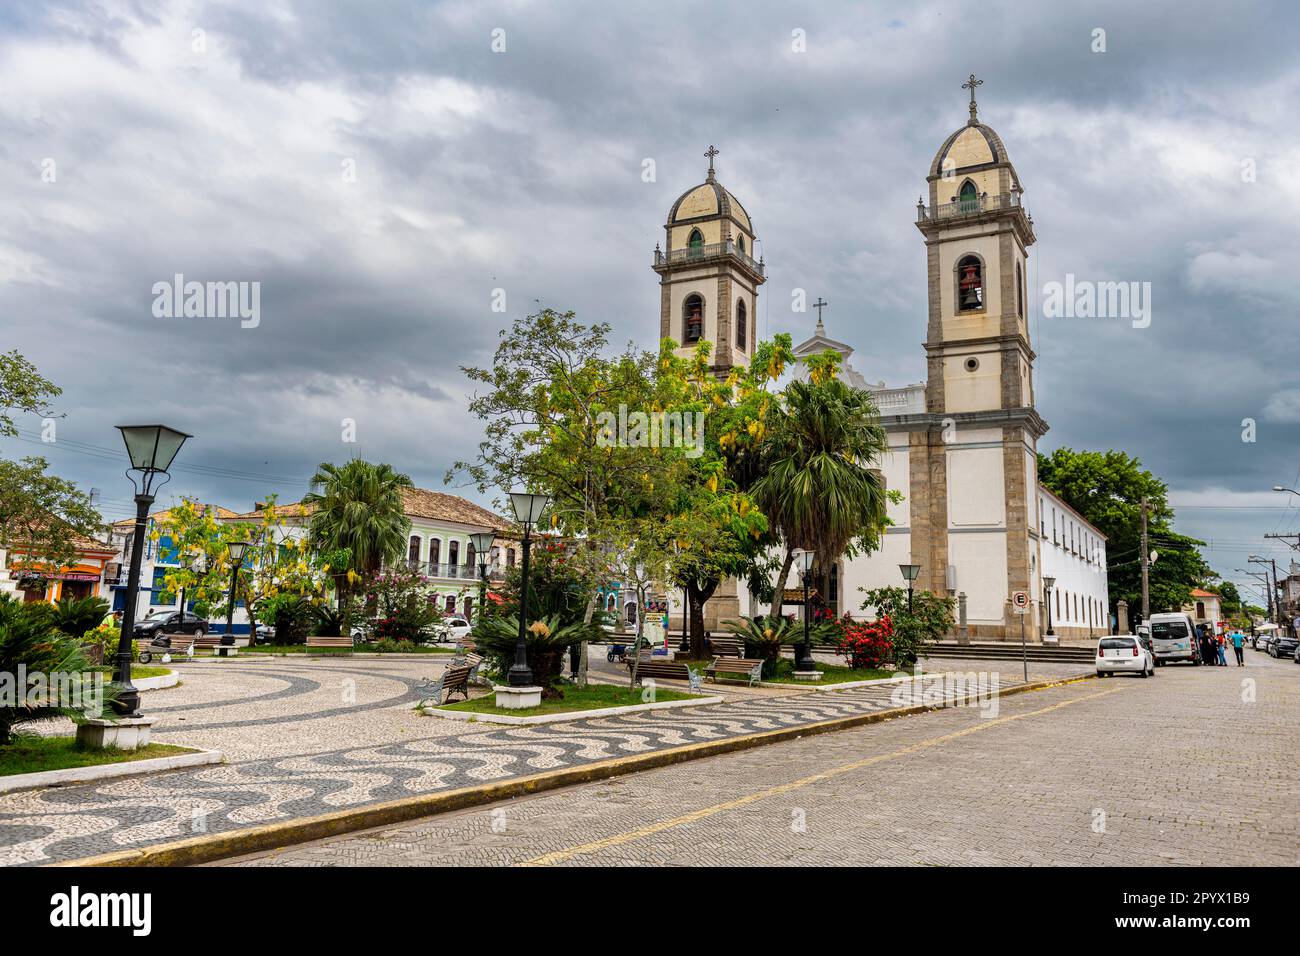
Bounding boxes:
[471,614,597,695]
[829,614,894,669]
[0,595,119,744]
[313,604,344,638]
[51,595,110,640]
[255,594,317,645]
[351,566,443,644]
[858,586,955,666]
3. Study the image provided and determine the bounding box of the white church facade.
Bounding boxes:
[656,81,1109,642]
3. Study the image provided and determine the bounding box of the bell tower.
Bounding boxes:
[910,76,1048,638]
[653,146,765,378]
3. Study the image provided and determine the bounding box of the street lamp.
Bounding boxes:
[794,549,817,672]
[1043,575,1057,638]
[1273,485,1300,497]
[899,563,921,613]
[507,491,550,687]
[469,531,495,623]
[113,424,191,716]
[224,540,250,646]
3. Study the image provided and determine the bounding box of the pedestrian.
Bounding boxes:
[1216,631,1227,666]
[1230,629,1245,666]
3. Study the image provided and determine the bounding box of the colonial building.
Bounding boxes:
[663,79,1108,641]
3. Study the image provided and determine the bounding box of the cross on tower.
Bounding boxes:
[812,297,828,332]
[704,144,719,174]
[962,73,983,123]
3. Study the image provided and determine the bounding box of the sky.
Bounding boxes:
[2,0,1299,601]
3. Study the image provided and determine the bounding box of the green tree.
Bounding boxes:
[302,460,413,621]
[149,500,243,616]
[750,352,893,619]
[1037,448,1214,620]
[859,585,955,667]
[0,456,104,573]
[0,350,60,438]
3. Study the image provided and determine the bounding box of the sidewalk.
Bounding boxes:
[0,658,1085,866]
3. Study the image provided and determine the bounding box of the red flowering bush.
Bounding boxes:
[831,613,894,669]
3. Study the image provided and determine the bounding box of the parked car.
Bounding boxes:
[1267,633,1299,658]
[132,609,208,639]
[434,616,472,642]
[1096,635,1154,678]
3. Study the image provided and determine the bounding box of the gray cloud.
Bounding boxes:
[1,0,1298,588]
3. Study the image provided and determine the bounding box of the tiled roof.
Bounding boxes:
[111,504,241,530]
[232,488,508,531]
[1190,588,1219,598]
[399,488,509,531]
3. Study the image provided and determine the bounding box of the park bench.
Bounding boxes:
[305,634,355,654]
[451,651,486,685]
[626,650,688,685]
[705,656,764,687]
[418,662,473,707]
[707,636,746,659]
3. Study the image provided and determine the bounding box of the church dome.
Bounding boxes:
[928,121,1012,179]
[668,177,752,232]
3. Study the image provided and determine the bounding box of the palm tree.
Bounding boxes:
[751,374,889,621]
[302,460,414,612]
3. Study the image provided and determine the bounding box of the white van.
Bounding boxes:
[1145,612,1200,665]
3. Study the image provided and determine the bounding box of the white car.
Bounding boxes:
[1096,635,1154,678]
[435,616,472,642]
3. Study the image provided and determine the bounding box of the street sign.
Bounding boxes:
[1011,590,1029,613]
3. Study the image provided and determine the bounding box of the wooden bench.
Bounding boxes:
[419,663,473,707]
[706,657,764,686]
[625,650,688,685]
[708,636,746,659]
[306,634,355,654]
[451,651,485,685]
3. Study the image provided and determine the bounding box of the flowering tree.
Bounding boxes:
[149,500,243,616]
[828,613,895,669]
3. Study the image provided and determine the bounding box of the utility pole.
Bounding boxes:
[1139,497,1151,622]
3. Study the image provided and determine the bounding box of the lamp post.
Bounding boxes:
[1273,485,1300,498]
[1043,576,1057,639]
[469,531,495,622]
[223,540,250,646]
[113,424,191,716]
[507,491,549,687]
[899,563,921,613]
[794,549,816,672]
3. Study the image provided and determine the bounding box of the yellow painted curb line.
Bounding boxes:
[54,673,1096,868]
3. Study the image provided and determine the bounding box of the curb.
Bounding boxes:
[1,747,224,796]
[135,670,180,692]
[423,694,726,725]
[55,673,1095,868]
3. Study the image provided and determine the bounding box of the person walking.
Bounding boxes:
[1216,631,1228,666]
[1230,629,1245,666]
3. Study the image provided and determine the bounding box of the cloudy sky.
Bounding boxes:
[2,0,1298,598]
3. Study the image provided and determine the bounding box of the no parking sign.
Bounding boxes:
[1011,590,1030,614]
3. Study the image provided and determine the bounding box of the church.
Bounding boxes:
[655,80,1110,643]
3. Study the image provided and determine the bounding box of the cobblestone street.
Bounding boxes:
[223,651,1299,867]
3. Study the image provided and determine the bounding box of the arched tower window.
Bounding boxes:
[957,255,983,312]
[1016,261,1024,317]
[687,228,704,254]
[959,180,978,213]
[737,234,746,255]
[683,294,704,343]
[736,299,747,351]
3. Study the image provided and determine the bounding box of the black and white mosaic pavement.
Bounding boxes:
[0,660,1035,866]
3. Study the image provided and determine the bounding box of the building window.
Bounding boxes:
[464,597,474,622]
[958,179,978,213]
[1016,261,1024,318]
[683,294,704,343]
[445,595,455,613]
[957,255,983,312]
[736,299,747,351]
[507,548,516,568]
[408,535,421,565]
[448,541,459,568]
[466,541,476,570]
[1196,601,1205,618]
[737,234,746,255]
[429,539,440,567]
[687,228,704,254]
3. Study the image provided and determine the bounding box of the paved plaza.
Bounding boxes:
[2,647,1291,867]
[0,650,1067,865]
[224,652,1298,867]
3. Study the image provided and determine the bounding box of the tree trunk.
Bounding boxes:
[577,592,596,689]
[770,545,796,623]
[687,577,718,659]
[628,585,646,689]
